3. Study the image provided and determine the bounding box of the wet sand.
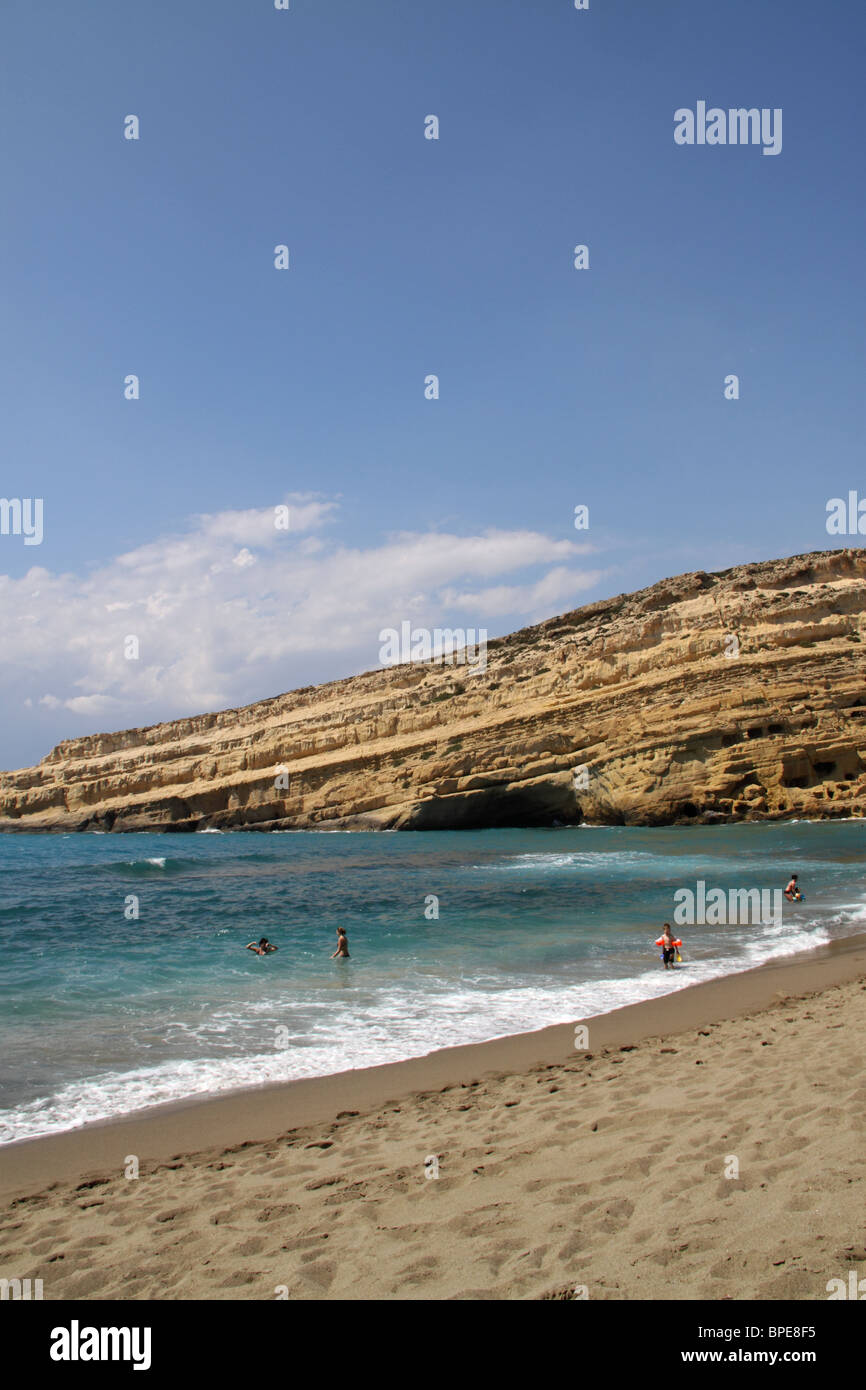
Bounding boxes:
[2,935,865,1299]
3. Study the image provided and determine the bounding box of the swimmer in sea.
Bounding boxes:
[246,936,278,956]
[331,927,350,959]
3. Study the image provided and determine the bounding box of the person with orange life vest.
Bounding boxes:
[655,922,682,970]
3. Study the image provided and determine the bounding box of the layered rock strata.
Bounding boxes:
[2,549,865,832]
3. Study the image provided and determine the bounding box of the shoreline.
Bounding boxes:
[3,929,866,1201]
[1,812,865,833]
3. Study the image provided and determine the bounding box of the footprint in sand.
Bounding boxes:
[232,1236,268,1256]
[255,1204,300,1223]
[219,1269,262,1288]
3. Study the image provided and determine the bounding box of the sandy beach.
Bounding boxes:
[2,937,865,1301]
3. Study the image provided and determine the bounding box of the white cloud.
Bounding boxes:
[440,566,603,617]
[64,695,124,717]
[0,498,606,755]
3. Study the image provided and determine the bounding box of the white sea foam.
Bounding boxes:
[477,851,655,870]
[0,916,849,1146]
[4,824,865,1148]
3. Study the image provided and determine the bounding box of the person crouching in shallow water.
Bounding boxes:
[331,927,350,960]
[246,936,277,956]
[660,922,678,971]
[784,873,802,902]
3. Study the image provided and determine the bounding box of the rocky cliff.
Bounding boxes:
[2,548,866,832]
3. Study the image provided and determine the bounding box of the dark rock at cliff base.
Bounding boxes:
[2,548,866,832]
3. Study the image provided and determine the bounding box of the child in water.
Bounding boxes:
[659,923,679,970]
[784,874,802,902]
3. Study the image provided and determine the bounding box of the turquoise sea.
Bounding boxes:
[0,821,863,1144]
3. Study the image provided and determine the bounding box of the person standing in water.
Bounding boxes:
[659,923,678,970]
[331,927,350,959]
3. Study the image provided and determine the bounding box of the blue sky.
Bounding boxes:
[1,0,864,767]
